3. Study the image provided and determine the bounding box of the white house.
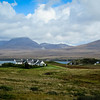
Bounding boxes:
[40,61,46,66]
[14,59,46,66]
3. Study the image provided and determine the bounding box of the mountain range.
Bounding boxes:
[0,37,100,59]
[0,37,70,49]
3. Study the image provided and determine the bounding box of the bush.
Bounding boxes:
[44,72,54,75]
[1,62,44,69]
[0,93,15,99]
[77,95,100,100]
[14,64,25,68]
[81,58,98,64]
[46,91,58,95]
[24,61,30,69]
[0,85,13,91]
[30,87,39,91]
[69,58,99,65]
[1,63,25,68]
[1,63,15,67]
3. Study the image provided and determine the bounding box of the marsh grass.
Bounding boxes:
[0,64,100,100]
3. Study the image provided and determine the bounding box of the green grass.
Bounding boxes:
[0,64,100,100]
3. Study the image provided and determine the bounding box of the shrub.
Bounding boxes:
[77,95,100,100]
[1,63,25,68]
[14,64,25,68]
[0,85,13,91]
[1,62,45,69]
[2,63,15,67]
[30,87,39,91]
[0,93,15,99]
[24,61,30,69]
[44,72,54,75]
[69,58,99,65]
[46,91,58,95]
[81,58,98,64]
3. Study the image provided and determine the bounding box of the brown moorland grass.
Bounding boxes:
[0,64,100,100]
[1,49,100,59]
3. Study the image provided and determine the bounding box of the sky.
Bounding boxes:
[0,0,100,45]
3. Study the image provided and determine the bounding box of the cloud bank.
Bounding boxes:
[0,0,100,45]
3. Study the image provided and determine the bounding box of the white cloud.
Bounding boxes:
[26,4,56,23]
[36,0,61,7]
[0,0,100,45]
[0,1,16,18]
[11,0,17,7]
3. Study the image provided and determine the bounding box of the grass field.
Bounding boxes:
[0,64,100,100]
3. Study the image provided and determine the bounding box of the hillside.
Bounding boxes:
[0,41,7,46]
[0,38,100,59]
[0,37,70,50]
[40,43,70,49]
[77,40,100,50]
[0,37,41,49]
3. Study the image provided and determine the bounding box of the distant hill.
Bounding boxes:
[40,43,70,49]
[0,37,41,49]
[0,37,100,50]
[0,37,70,50]
[0,41,7,46]
[0,38,100,59]
[75,40,100,50]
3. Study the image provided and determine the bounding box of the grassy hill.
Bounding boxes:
[0,64,100,100]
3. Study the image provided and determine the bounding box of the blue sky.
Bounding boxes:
[0,0,72,15]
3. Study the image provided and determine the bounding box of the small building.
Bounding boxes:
[16,61,23,64]
[14,59,46,66]
[40,61,46,66]
[94,61,100,65]
[14,59,24,65]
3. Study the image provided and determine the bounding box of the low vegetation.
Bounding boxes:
[1,63,45,69]
[0,62,100,100]
[0,85,13,91]
[68,58,100,65]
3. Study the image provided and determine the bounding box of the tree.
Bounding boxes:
[24,61,30,69]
